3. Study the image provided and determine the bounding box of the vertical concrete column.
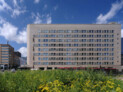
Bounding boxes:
[52,67,55,70]
[44,67,47,70]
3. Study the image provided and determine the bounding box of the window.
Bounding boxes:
[2,54,9,55]
[43,44,48,47]
[73,35,78,37]
[58,34,64,38]
[43,57,48,60]
[111,48,114,51]
[74,39,78,42]
[81,39,86,42]
[1,45,8,47]
[50,39,56,42]
[44,35,48,37]
[38,48,41,51]
[66,34,71,37]
[73,48,78,51]
[82,30,86,33]
[43,48,49,51]
[38,39,40,42]
[58,39,64,42]
[38,57,41,60]
[66,39,71,42]
[66,44,71,47]
[67,30,72,33]
[73,30,78,33]
[2,56,9,58]
[66,48,71,51]
[66,53,71,56]
[74,44,78,47]
[58,30,64,33]
[1,48,9,50]
[2,58,9,60]
[43,39,48,42]
[50,35,56,37]
[111,30,114,33]
[41,30,49,33]
[38,44,41,47]
[43,53,48,56]
[50,30,56,33]
[1,51,9,52]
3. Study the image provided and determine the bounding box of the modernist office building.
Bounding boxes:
[27,23,121,70]
[0,44,14,68]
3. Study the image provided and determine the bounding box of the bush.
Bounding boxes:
[0,70,123,92]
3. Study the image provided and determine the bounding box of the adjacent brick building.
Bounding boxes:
[0,44,14,68]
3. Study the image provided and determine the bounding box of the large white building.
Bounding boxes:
[27,23,122,70]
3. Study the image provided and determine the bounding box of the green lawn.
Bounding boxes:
[0,70,123,92]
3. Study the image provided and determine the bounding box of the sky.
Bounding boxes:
[0,0,123,57]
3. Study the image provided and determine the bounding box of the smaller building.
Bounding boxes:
[13,51,21,68]
[0,44,14,69]
[20,57,27,66]
[14,51,21,57]
[121,54,123,65]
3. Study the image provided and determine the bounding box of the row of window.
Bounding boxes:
[37,30,114,33]
[36,39,114,42]
[34,44,114,47]
[0,45,9,47]
[37,47,114,52]
[1,59,9,60]
[34,34,114,38]
[34,53,114,56]
[37,57,114,61]
[1,48,9,50]
[37,48,114,51]
[1,54,9,55]
[1,62,9,63]
[1,56,9,58]
[33,61,114,65]
[1,51,9,52]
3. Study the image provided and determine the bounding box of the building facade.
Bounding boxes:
[13,51,21,67]
[20,57,27,66]
[0,44,14,68]
[27,24,121,70]
[121,54,123,65]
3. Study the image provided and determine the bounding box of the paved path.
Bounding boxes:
[115,77,123,81]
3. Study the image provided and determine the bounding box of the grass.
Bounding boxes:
[0,70,123,92]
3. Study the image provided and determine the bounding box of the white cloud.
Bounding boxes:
[0,0,11,11]
[121,29,123,38]
[53,5,58,11]
[32,13,42,24]
[11,0,26,17]
[0,0,26,17]
[13,0,18,6]
[12,9,26,17]
[34,0,40,4]
[32,13,52,24]
[43,4,48,10]
[96,0,123,24]
[18,47,27,57]
[0,17,27,43]
[46,14,52,24]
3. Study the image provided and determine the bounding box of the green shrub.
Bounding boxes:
[0,70,123,92]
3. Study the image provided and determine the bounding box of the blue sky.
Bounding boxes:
[0,0,123,57]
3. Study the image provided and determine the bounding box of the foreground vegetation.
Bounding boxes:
[0,70,123,92]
